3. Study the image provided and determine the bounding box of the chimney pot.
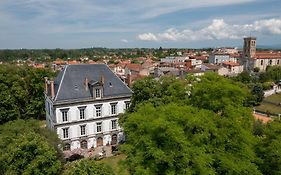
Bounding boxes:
[50,80,55,100]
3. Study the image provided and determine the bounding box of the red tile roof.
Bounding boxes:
[254,113,272,123]
[255,51,281,59]
[223,61,240,66]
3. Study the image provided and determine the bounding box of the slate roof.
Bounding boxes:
[52,64,132,102]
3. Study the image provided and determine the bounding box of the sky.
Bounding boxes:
[0,0,280,49]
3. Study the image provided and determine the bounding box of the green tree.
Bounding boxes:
[120,103,261,175]
[0,119,62,175]
[63,159,114,175]
[129,76,188,112]
[190,73,250,113]
[0,64,56,124]
[256,120,281,175]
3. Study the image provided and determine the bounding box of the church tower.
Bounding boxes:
[242,37,256,71]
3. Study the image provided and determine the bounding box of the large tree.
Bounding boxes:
[0,119,62,175]
[0,64,55,124]
[120,103,261,175]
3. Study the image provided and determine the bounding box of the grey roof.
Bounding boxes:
[53,64,132,102]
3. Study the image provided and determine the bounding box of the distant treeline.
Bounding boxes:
[0,47,215,62]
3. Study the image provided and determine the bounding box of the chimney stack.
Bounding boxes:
[127,73,132,87]
[84,77,89,91]
[100,75,105,85]
[44,77,48,94]
[50,80,55,100]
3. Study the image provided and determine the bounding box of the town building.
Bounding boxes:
[45,64,132,151]
[242,37,281,71]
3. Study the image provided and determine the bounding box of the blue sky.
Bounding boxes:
[0,0,280,49]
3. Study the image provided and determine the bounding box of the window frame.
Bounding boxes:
[111,120,117,130]
[78,107,86,120]
[80,125,86,136]
[111,103,117,115]
[96,122,102,133]
[62,128,69,139]
[95,105,102,117]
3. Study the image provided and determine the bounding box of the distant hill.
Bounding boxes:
[257,44,281,49]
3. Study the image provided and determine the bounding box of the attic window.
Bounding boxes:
[109,82,112,87]
[95,88,101,98]
[74,85,78,91]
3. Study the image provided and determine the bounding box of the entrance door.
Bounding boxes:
[97,137,103,147]
[111,134,117,145]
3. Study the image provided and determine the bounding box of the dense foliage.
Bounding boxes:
[0,64,55,124]
[63,159,114,175]
[0,119,62,175]
[121,73,281,175]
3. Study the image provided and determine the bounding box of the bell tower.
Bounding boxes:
[242,37,256,71]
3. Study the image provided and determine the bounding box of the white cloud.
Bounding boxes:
[137,18,281,41]
[121,39,129,43]
[137,33,158,41]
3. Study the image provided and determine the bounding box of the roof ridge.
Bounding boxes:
[54,65,68,101]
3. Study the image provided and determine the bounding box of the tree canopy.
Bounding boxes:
[0,64,55,124]
[0,119,62,175]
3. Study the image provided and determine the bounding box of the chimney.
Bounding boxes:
[127,73,132,87]
[100,75,105,85]
[44,77,48,94]
[84,77,89,91]
[50,80,55,100]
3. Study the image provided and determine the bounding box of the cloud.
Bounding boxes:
[121,39,129,43]
[137,18,281,41]
[138,33,158,41]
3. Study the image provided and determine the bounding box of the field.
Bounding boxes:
[99,154,129,175]
[255,93,281,115]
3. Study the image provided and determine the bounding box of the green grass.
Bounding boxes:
[99,154,129,175]
[264,93,281,104]
[256,103,281,115]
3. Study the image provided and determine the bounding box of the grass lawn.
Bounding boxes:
[256,103,281,115]
[99,154,129,175]
[256,93,281,115]
[264,93,281,104]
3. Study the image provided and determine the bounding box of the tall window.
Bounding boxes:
[111,103,117,115]
[80,125,86,135]
[61,110,68,122]
[95,88,101,98]
[269,60,272,65]
[79,107,86,119]
[62,128,69,138]
[96,122,102,133]
[261,60,263,65]
[95,105,102,117]
[125,101,130,110]
[111,120,117,130]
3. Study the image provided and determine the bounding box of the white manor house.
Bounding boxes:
[45,64,132,151]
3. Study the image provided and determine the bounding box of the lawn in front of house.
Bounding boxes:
[256,93,281,115]
[99,154,129,175]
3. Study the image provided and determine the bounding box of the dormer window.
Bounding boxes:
[95,88,101,98]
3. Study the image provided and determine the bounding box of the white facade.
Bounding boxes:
[46,97,130,150]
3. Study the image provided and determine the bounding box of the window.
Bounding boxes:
[62,128,69,139]
[63,143,71,151]
[111,120,117,130]
[80,140,87,149]
[269,60,272,65]
[111,103,117,115]
[95,88,101,98]
[125,101,130,110]
[278,60,280,65]
[79,107,86,119]
[80,125,86,136]
[95,105,102,117]
[61,110,68,122]
[261,60,263,65]
[96,122,102,133]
